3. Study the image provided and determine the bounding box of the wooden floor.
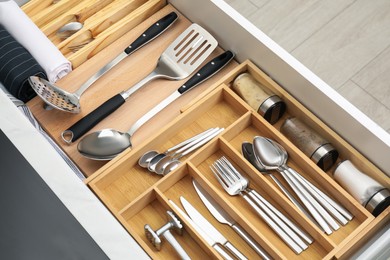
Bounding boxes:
[224,0,390,134]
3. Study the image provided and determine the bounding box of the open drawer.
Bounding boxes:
[23,0,389,258]
[87,61,389,259]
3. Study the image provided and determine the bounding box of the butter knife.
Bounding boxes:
[180,196,248,260]
[169,199,234,260]
[193,180,272,260]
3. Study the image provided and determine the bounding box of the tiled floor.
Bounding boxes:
[224,0,390,134]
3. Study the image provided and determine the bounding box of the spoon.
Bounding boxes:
[269,138,353,222]
[253,136,340,234]
[242,142,312,219]
[156,128,224,175]
[78,51,235,160]
[141,128,216,171]
[56,21,83,39]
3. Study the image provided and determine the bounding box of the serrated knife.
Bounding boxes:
[193,180,273,260]
[180,196,248,260]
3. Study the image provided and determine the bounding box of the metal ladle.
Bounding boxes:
[56,21,83,39]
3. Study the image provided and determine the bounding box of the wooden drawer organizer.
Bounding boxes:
[22,0,166,68]
[86,61,390,259]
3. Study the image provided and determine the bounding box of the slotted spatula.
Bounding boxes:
[61,23,218,143]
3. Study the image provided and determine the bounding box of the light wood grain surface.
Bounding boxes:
[27,5,238,176]
[224,0,390,134]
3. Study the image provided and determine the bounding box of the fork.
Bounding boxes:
[211,156,313,254]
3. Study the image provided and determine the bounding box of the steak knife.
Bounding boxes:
[180,196,248,260]
[193,180,273,260]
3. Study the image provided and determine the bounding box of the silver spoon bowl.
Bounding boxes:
[56,21,83,39]
[77,129,130,160]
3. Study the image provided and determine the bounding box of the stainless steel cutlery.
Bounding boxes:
[169,198,246,260]
[211,156,313,254]
[192,179,272,260]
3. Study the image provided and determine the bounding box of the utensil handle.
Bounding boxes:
[224,241,248,260]
[162,230,191,260]
[125,12,178,55]
[290,168,349,225]
[293,169,353,221]
[250,189,314,245]
[245,191,308,251]
[231,224,272,260]
[241,193,303,254]
[281,170,334,234]
[213,244,235,260]
[284,168,340,230]
[167,128,215,152]
[61,94,125,143]
[269,174,312,219]
[178,51,234,94]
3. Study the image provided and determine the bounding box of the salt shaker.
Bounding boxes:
[232,72,286,124]
[280,117,339,171]
[334,160,390,216]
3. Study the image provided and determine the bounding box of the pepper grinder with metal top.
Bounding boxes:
[232,72,286,124]
[280,117,339,171]
[334,160,390,217]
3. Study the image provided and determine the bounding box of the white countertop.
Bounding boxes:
[0,90,149,259]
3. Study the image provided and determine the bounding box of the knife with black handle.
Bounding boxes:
[61,11,178,144]
[62,50,234,144]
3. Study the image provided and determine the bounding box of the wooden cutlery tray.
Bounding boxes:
[86,61,390,259]
[22,0,166,68]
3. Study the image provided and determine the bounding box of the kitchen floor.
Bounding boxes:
[224,0,390,134]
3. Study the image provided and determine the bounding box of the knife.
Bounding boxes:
[169,199,234,260]
[180,196,248,260]
[193,180,273,260]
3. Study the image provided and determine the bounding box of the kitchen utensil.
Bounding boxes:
[63,23,219,143]
[212,157,311,254]
[138,128,216,168]
[155,128,224,175]
[56,21,83,39]
[144,210,190,260]
[192,179,272,260]
[259,137,353,222]
[77,51,233,160]
[29,12,179,114]
[146,128,217,172]
[334,160,390,217]
[67,38,94,53]
[253,137,349,234]
[242,141,310,218]
[2,89,84,180]
[169,200,234,260]
[149,127,221,173]
[180,196,247,260]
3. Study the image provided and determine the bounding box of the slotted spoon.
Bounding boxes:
[28,12,178,113]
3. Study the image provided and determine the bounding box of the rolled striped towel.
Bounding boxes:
[0,25,47,102]
[0,0,72,82]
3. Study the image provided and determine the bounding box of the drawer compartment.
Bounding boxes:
[21,0,389,258]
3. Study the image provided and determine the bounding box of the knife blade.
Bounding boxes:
[180,196,248,260]
[169,199,234,260]
[193,180,273,260]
